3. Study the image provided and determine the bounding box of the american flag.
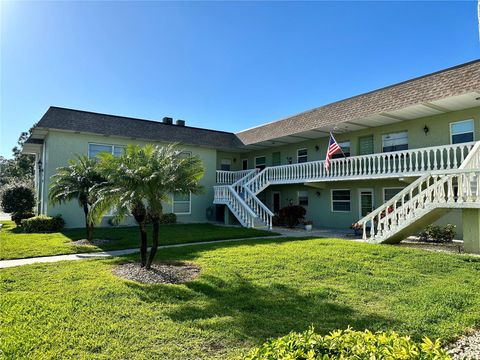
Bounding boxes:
[325,133,342,172]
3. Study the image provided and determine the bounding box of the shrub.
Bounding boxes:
[1,184,35,225]
[245,327,450,360]
[159,213,176,224]
[278,205,306,228]
[419,224,456,243]
[21,215,65,233]
[11,212,35,226]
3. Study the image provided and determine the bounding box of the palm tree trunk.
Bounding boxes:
[139,222,148,267]
[146,217,160,269]
[83,203,94,242]
[132,202,148,267]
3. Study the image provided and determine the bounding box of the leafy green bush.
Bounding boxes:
[1,184,35,225]
[159,213,176,224]
[11,212,35,226]
[245,327,450,360]
[278,205,306,228]
[21,215,65,233]
[419,224,456,243]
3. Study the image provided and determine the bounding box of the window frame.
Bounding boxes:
[172,192,192,215]
[382,131,408,153]
[255,156,267,169]
[298,190,309,206]
[332,140,350,159]
[449,119,475,144]
[383,187,405,203]
[220,158,232,171]
[88,142,125,159]
[297,148,308,163]
[331,189,351,213]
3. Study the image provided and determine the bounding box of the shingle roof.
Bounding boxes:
[33,107,245,150]
[236,60,480,145]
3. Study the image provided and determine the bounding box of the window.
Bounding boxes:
[220,159,231,171]
[382,131,408,152]
[450,119,474,144]
[298,190,308,206]
[172,192,191,215]
[255,156,266,170]
[88,143,125,159]
[383,187,409,204]
[297,148,308,163]
[332,141,351,159]
[331,190,351,212]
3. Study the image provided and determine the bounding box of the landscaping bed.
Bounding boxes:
[2,237,480,358]
[0,221,277,260]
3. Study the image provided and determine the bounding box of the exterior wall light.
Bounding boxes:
[423,125,429,135]
[315,145,320,151]
[316,191,321,197]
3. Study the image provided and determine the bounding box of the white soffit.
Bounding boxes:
[429,92,480,111]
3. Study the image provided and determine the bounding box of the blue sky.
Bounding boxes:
[1,1,478,157]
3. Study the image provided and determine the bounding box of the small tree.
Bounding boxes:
[49,156,105,241]
[1,184,35,225]
[91,144,204,269]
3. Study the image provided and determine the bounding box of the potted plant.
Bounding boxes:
[350,223,362,236]
[304,220,313,231]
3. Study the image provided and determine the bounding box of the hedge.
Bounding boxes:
[21,215,65,233]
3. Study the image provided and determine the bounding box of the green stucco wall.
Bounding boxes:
[42,131,218,228]
[40,106,478,236]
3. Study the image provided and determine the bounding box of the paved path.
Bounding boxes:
[0,227,359,269]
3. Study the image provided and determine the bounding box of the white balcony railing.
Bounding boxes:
[244,142,477,194]
[216,169,256,184]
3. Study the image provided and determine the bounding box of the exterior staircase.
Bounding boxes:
[214,141,479,230]
[357,141,480,244]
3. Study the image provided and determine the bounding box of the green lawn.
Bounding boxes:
[2,238,480,359]
[0,221,277,260]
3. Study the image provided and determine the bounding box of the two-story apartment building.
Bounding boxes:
[23,60,480,251]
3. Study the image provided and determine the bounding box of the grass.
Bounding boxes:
[2,237,480,359]
[0,221,277,260]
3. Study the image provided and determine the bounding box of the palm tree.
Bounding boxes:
[49,156,105,242]
[91,144,204,269]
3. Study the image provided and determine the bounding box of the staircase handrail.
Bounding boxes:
[459,141,480,169]
[213,185,258,219]
[357,167,480,226]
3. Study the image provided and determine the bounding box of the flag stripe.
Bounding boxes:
[324,133,342,173]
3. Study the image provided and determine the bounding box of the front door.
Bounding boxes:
[358,189,374,219]
[272,192,281,213]
[242,159,248,170]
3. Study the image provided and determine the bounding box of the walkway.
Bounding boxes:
[0,227,358,269]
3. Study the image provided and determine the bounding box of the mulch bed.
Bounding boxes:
[112,262,201,284]
[395,239,465,255]
[447,329,480,359]
[69,239,112,246]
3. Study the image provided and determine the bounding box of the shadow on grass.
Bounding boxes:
[122,271,396,344]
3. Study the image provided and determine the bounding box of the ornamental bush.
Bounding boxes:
[21,215,65,233]
[1,184,35,225]
[159,213,177,224]
[419,224,456,243]
[245,327,451,360]
[278,205,306,228]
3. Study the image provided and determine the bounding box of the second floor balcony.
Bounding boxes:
[216,141,478,185]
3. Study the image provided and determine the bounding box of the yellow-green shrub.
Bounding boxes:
[245,327,450,360]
